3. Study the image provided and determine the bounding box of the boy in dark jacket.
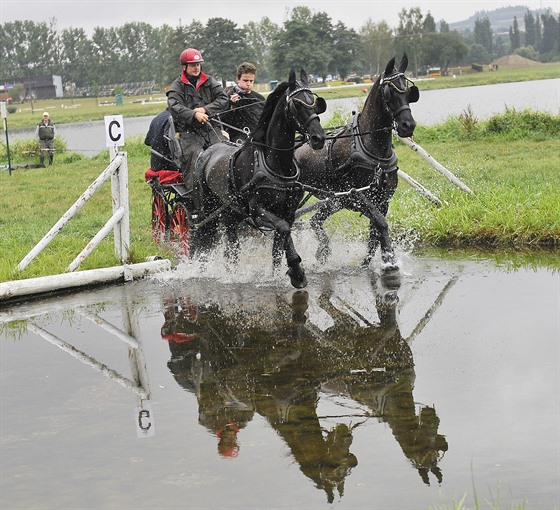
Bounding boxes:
[222,62,265,144]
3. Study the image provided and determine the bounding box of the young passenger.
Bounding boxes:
[222,62,265,144]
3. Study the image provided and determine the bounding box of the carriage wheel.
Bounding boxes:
[169,203,191,256]
[151,190,168,245]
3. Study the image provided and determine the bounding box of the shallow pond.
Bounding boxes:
[1,244,558,510]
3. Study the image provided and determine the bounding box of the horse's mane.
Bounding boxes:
[251,81,290,144]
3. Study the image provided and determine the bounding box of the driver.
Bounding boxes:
[166,48,229,188]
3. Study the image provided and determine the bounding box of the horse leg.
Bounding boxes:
[191,220,220,270]
[256,206,307,289]
[283,232,307,288]
[272,232,283,272]
[223,221,240,268]
[357,194,397,268]
[309,202,338,264]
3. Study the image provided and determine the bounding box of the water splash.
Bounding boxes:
[153,226,413,287]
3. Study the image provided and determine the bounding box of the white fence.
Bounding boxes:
[18,151,130,272]
[1,151,171,302]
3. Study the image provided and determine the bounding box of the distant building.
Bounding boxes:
[24,75,64,100]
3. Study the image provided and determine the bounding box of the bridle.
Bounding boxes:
[380,71,416,119]
[285,86,323,133]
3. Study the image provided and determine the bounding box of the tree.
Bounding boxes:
[309,11,335,82]
[524,10,537,48]
[539,12,560,59]
[91,26,121,85]
[395,7,424,76]
[509,16,521,52]
[474,16,493,55]
[359,19,393,76]
[468,43,491,64]
[422,31,468,72]
[331,22,359,80]
[201,18,247,81]
[270,6,330,80]
[423,12,437,34]
[59,27,95,86]
[243,17,280,82]
[439,20,450,33]
[117,22,161,82]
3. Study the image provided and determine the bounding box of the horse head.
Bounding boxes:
[380,53,419,138]
[285,68,327,150]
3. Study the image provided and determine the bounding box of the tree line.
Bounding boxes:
[0,6,558,92]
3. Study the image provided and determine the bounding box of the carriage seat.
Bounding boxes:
[144,168,183,185]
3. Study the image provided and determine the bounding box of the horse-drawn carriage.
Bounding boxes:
[145,56,419,288]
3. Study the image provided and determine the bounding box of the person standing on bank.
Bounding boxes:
[166,47,229,189]
[35,112,55,166]
[222,62,265,144]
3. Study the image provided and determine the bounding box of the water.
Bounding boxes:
[325,78,560,125]
[1,244,558,510]
[6,79,559,155]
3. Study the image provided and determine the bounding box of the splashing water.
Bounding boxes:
[153,226,412,287]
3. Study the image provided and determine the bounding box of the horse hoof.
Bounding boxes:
[381,251,399,270]
[287,268,308,289]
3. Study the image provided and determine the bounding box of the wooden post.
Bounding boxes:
[396,135,474,194]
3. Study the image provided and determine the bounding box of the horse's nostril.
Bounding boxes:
[311,134,325,147]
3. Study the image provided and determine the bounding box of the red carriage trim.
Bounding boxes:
[161,332,198,343]
[145,168,183,184]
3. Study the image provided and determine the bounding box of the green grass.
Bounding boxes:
[1,109,559,283]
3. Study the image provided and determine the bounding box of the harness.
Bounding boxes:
[321,70,414,181]
[226,146,303,224]
[327,112,398,178]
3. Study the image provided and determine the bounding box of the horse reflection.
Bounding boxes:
[161,274,447,499]
[315,273,447,486]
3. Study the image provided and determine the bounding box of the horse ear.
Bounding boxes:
[399,53,409,73]
[300,67,309,86]
[384,57,396,77]
[289,68,297,89]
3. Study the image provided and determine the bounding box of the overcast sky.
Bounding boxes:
[1,0,558,35]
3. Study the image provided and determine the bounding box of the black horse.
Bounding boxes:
[295,54,419,268]
[192,68,327,288]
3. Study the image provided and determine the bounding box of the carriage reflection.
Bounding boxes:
[162,271,448,501]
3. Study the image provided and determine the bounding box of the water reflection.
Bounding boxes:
[161,270,448,501]
[0,285,155,438]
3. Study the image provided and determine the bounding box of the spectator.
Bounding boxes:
[35,112,55,166]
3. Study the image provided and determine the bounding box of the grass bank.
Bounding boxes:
[0,108,559,283]
[1,64,558,130]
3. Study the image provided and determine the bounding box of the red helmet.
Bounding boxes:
[180,48,204,64]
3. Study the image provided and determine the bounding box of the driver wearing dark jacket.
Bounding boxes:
[166,47,229,188]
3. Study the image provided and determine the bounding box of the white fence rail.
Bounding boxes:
[17,152,130,272]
